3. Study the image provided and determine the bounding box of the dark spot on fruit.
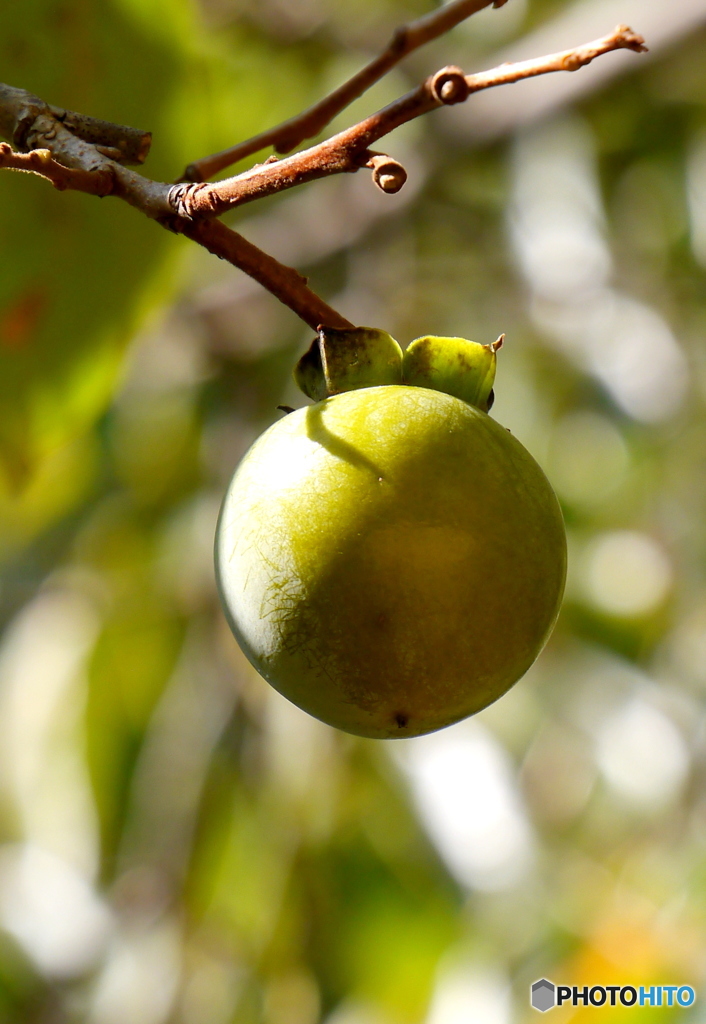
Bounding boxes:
[395,713,408,728]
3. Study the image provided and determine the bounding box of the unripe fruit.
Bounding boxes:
[216,332,566,738]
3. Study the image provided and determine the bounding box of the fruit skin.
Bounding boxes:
[216,386,566,739]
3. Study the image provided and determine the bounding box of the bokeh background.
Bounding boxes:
[1,0,706,1020]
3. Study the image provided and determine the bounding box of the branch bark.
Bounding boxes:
[0,141,113,194]
[181,0,509,182]
[177,219,353,331]
[169,25,646,220]
[0,22,646,335]
[0,83,151,163]
[49,108,151,164]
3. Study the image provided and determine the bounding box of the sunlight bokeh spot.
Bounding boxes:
[581,531,673,618]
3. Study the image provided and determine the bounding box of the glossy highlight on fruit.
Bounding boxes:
[216,337,567,738]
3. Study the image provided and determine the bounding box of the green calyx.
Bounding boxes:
[294,326,503,412]
[295,327,403,402]
[403,333,503,412]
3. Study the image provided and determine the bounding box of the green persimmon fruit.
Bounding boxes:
[215,378,566,739]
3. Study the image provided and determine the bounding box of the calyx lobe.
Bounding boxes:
[294,326,502,412]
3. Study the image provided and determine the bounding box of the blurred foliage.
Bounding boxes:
[1,0,706,1022]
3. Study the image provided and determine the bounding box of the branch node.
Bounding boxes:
[365,152,408,194]
[561,52,588,72]
[430,66,470,105]
[390,26,409,57]
[28,147,51,165]
[615,24,648,53]
[181,162,202,183]
[169,181,216,219]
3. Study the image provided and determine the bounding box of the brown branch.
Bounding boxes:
[0,141,113,194]
[0,134,342,329]
[0,94,350,329]
[175,219,353,331]
[48,107,151,164]
[0,83,150,164]
[25,114,172,218]
[0,85,171,216]
[0,24,646,336]
[464,23,648,92]
[181,0,510,182]
[170,25,646,220]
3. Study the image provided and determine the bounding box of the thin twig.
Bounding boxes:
[0,25,646,334]
[0,122,342,327]
[176,219,354,331]
[181,0,509,182]
[0,141,113,194]
[170,25,646,220]
[464,22,647,92]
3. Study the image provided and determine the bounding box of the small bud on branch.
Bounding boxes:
[364,152,408,194]
[431,67,470,105]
